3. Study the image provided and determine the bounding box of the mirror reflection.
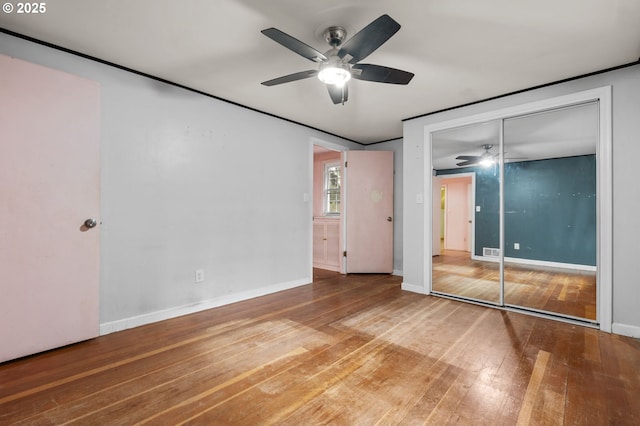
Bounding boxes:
[503,103,598,321]
[430,102,598,322]
[431,120,502,304]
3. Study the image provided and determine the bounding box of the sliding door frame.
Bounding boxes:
[424,87,612,332]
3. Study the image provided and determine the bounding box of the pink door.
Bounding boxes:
[444,180,470,251]
[343,151,393,273]
[0,55,100,363]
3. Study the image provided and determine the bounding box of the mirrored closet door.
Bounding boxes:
[430,101,599,324]
[431,120,502,305]
[502,102,598,321]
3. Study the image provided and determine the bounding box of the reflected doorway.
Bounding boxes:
[440,175,473,252]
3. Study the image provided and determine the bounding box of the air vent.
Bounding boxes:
[483,247,500,257]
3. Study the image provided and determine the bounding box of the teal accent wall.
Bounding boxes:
[436,154,596,266]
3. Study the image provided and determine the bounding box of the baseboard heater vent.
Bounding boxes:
[483,247,500,257]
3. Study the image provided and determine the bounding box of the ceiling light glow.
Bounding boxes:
[318,66,351,86]
[480,157,495,167]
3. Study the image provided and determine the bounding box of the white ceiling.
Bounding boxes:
[1,0,639,144]
[432,102,599,169]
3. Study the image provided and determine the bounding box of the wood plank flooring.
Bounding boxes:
[432,249,597,320]
[1,269,638,425]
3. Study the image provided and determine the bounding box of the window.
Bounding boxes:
[324,162,341,215]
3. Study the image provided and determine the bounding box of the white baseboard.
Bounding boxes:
[100,277,311,336]
[612,322,640,338]
[392,269,403,276]
[471,255,596,272]
[401,282,427,294]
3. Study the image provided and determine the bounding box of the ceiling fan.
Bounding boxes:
[260,14,414,105]
[456,144,499,167]
[456,144,527,167]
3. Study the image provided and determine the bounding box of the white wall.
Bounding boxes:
[365,139,404,275]
[0,33,361,333]
[403,64,640,337]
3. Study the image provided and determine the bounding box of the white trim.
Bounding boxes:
[596,87,613,333]
[402,281,427,294]
[100,277,311,335]
[341,150,348,273]
[309,137,349,153]
[612,323,640,339]
[422,86,613,332]
[471,254,597,272]
[308,142,315,281]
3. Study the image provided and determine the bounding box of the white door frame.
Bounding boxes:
[423,87,612,332]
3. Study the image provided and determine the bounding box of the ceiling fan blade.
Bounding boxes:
[337,14,400,64]
[261,28,328,63]
[351,64,414,85]
[455,155,480,160]
[261,70,318,86]
[456,160,478,167]
[327,84,348,105]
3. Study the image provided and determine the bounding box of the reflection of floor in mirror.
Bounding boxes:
[432,249,597,320]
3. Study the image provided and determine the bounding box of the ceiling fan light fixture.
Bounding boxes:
[480,157,495,167]
[318,65,351,86]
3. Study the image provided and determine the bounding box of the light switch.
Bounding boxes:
[416,194,423,204]
[476,206,481,212]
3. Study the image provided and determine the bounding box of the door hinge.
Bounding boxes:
[343,251,347,257]
[344,161,347,168]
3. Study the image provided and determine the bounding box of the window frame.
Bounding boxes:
[323,162,341,216]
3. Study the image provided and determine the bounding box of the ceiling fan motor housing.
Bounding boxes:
[323,26,347,47]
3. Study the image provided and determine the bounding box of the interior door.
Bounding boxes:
[444,180,470,251]
[0,55,100,363]
[343,151,394,273]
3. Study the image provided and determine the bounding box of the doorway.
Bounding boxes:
[310,141,395,277]
[440,174,473,253]
[312,144,342,273]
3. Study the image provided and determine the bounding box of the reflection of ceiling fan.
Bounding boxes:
[456,144,528,167]
[456,144,498,167]
[260,14,414,105]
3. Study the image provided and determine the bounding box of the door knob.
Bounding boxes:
[387,217,393,222]
[84,218,97,229]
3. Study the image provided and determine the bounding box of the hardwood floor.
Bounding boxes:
[432,249,597,320]
[1,270,638,425]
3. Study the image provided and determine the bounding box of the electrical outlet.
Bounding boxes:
[195,269,205,283]
[514,243,520,250]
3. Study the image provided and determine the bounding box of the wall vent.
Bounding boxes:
[483,247,500,257]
